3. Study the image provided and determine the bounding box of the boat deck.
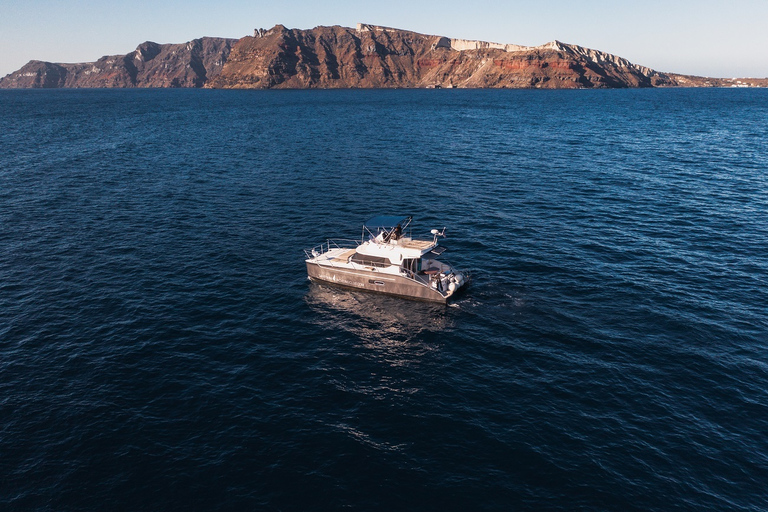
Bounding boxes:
[398,239,434,250]
[331,249,356,263]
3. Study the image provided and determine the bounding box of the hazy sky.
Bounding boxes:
[1,0,767,78]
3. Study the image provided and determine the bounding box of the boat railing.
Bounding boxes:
[402,259,469,291]
[304,239,358,260]
[400,267,423,283]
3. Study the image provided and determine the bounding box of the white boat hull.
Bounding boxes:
[306,261,454,303]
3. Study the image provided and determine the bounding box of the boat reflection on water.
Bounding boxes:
[304,281,453,361]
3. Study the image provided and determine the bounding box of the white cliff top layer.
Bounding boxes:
[355,23,654,76]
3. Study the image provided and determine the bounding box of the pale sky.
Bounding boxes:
[1,0,767,78]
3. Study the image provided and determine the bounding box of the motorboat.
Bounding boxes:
[304,215,468,303]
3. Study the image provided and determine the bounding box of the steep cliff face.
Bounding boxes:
[2,25,765,89]
[205,25,675,89]
[0,37,236,88]
[206,25,432,89]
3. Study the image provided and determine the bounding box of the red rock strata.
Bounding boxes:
[3,24,766,89]
[203,25,702,89]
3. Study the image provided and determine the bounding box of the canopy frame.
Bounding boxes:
[361,215,412,242]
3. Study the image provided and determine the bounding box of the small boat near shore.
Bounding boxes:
[304,215,468,303]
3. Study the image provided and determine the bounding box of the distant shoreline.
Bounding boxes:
[2,24,766,90]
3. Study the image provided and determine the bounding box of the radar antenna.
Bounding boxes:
[430,227,446,244]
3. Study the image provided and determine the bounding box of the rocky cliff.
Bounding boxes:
[0,37,235,88]
[2,25,765,89]
[206,24,677,89]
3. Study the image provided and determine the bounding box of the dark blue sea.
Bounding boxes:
[1,88,767,511]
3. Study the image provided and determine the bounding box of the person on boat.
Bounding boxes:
[381,224,401,243]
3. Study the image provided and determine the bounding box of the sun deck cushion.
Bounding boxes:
[332,249,357,263]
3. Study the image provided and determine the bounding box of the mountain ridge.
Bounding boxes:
[1,24,765,89]
[0,37,236,89]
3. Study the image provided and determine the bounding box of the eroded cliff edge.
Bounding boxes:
[207,24,675,89]
[2,24,765,89]
[0,37,236,88]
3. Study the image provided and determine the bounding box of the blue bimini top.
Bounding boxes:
[364,215,411,229]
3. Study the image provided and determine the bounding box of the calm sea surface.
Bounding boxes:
[1,88,767,511]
